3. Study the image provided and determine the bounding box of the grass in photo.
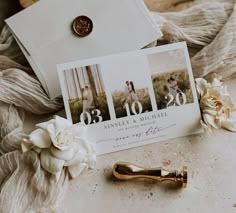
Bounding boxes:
[63,64,110,124]
[112,85,152,118]
[148,49,194,109]
[100,56,154,119]
[152,70,194,109]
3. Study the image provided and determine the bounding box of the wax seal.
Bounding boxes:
[72,16,93,37]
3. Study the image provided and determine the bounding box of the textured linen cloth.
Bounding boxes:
[0,0,236,212]
[0,2,66,212]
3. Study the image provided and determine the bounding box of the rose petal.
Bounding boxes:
[40,149,65,175]
[202,109,217,116]
[47,116,73,150]
[33,146,42,154]
[37,116,72,136]
[202,113,219,129]
[211,77,223,88]
[219,85,229,96]
[68,163,88,179]
[37,116,73,150]
[200,92,223,112]
[214,115,226,128]
[52,116,72,136]
[200,120,212,133]
[207,89,221,99]
[50,171,62,183]
[221,93,235,110]
[29,129,51,148]
[195,78,210,97]
[64,154,83,167]
[64,140,96,169]
[36,118,55,130]
[53,123,88,151]
[222,119,236,132]
[70,123,87,139]
[54,128,77,151]
[51,144,77,161]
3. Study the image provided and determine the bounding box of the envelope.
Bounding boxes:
[6,0,162,99]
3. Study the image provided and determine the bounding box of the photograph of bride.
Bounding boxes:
[62,64,110,124]
[148,49,194,109]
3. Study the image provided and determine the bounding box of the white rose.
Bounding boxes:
[37,116,74,151]
[21,115,96,181]
[195,76,236,132]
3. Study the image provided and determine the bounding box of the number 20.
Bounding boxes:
[165,92,187,107]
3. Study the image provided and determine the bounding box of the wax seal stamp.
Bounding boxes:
[72,15,93,37]
[113,162,188,188]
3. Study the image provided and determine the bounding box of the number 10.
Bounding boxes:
[124,101,143,116]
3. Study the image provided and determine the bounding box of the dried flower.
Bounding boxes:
[21,115,96,181]
[195,75,236,132]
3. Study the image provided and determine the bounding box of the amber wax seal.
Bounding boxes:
[72,16,93,37]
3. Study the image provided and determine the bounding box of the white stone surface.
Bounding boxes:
[24,79,236,213]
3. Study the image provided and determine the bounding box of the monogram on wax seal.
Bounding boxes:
[72,15,93,37]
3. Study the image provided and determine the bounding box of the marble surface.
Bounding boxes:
[24,78,236,213]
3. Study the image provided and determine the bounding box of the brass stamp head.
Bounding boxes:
[113,162,188,188]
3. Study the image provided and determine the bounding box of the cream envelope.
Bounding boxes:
[6,0,162,99]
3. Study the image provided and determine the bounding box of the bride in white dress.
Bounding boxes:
[82,86,94,112]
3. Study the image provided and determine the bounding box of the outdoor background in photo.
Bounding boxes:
[112,87,152,118]
[63,64,110,124]
[100,56,154,119]
[152,70,194,109]
[148,49,194,109]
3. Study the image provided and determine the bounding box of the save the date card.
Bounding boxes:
[58,42,203,155]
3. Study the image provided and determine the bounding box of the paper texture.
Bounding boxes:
[6,0,162,99]
[58,42,203,155]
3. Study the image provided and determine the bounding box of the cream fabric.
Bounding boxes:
[191,2,236,80]
[154,1,234,56]
[0,0,236,212]
[0,19,65,213]
[0,31,65,213]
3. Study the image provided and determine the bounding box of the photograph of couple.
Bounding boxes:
[148,49,194,109]
[167,77,183,98]
[112,79,152,118]
[107,61,153,118]
[124,81,139,103]
[63,64,110,124]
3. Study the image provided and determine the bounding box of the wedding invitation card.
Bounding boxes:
[58,42,203,155]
